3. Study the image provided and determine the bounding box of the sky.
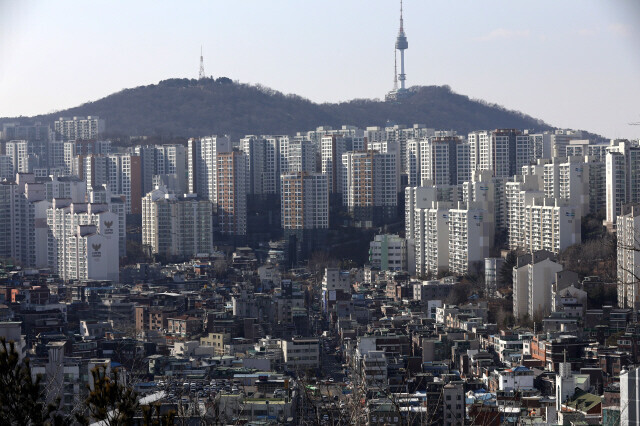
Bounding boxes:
[1,0,639,139]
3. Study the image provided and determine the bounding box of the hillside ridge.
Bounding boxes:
[1,78,556,141]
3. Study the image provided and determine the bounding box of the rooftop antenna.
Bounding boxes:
[199,46,205,80]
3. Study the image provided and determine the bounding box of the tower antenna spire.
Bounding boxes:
[199,46,205,80]
[400,0,404,33]
[393,49,398,91]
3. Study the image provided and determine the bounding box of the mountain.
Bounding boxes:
[2,78,554,141]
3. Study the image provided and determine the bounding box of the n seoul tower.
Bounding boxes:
[386,0,409,101]
[396,0,408,92]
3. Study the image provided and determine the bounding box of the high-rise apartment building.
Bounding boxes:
[281,138,315,175]
[142,186,213,258]
[0,182,17,260]
[238,135,286,195]
[341,150,398,227]
[47,141,66,171]
[263,136,286,194]
[413,201,451,277]
[187,135,231,202]
[620,366,640,425]
[513,251,563,320]
[82,154,142,214]
[1,122,51,143]
[45,175,87,203]
[477,129,531,178]
[617,206,640,310]
[240,135,268,195]
[88,185,126,257]
[321,135,365,194]
[216,151,248,236]
[549,130,583,158]
[5,140,31,174]
[462,171,507,242]
[448,203,490,275]
[0,155,13,180]
[522,199,581,254]
[586,157,606,216]
[605,140,640,227]
[281,172,328,257]
[280,172,328,231]
[606,151,627,227]
[542,157,591,217]
[47,199,119,282]
[3,174,51,268]
[418,137,468,186]
[0,174,94,268]
[468,130,489,172]
[54,116,105,141]
[406,139,421,186]
[369,234,407,271]
[134,144,186,195]
[527,132,552,161]
[506,176,544,251]
[65,140,111,176]
[508,184,582,255]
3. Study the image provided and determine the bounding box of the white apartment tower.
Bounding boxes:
[54,116,105,141]
[88,185,126,257]
[406,139,421,186]
[281,138,316,175]
[522,199,581,254]
[134,144,186,195]
[240,135,267,195]
[413,201,451,277]
[321,135,365,194]
[506,175,544,251]
[513,251,563,320]
[606,140,640,227]
[5,140,30,174]
[187,135,231,202]
[468,130,489,172]
[264,136,287,194]
[448,203,490,275]
[477,129,531,178]
[142,186,214,258]
[418,137,468,186]
[542,157,591,217]
[1,176,51,268]
[617,206,640,310]
[83,154,142,214]
[47,199,119,282]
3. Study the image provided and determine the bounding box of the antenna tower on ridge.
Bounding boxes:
[199,46,205,80]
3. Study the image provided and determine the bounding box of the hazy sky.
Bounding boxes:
[1,0,639,139]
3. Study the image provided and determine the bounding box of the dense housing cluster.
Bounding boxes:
[0,115,639,425]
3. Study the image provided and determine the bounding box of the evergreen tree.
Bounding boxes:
[79,366,138,426]
[0,338,68,426]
